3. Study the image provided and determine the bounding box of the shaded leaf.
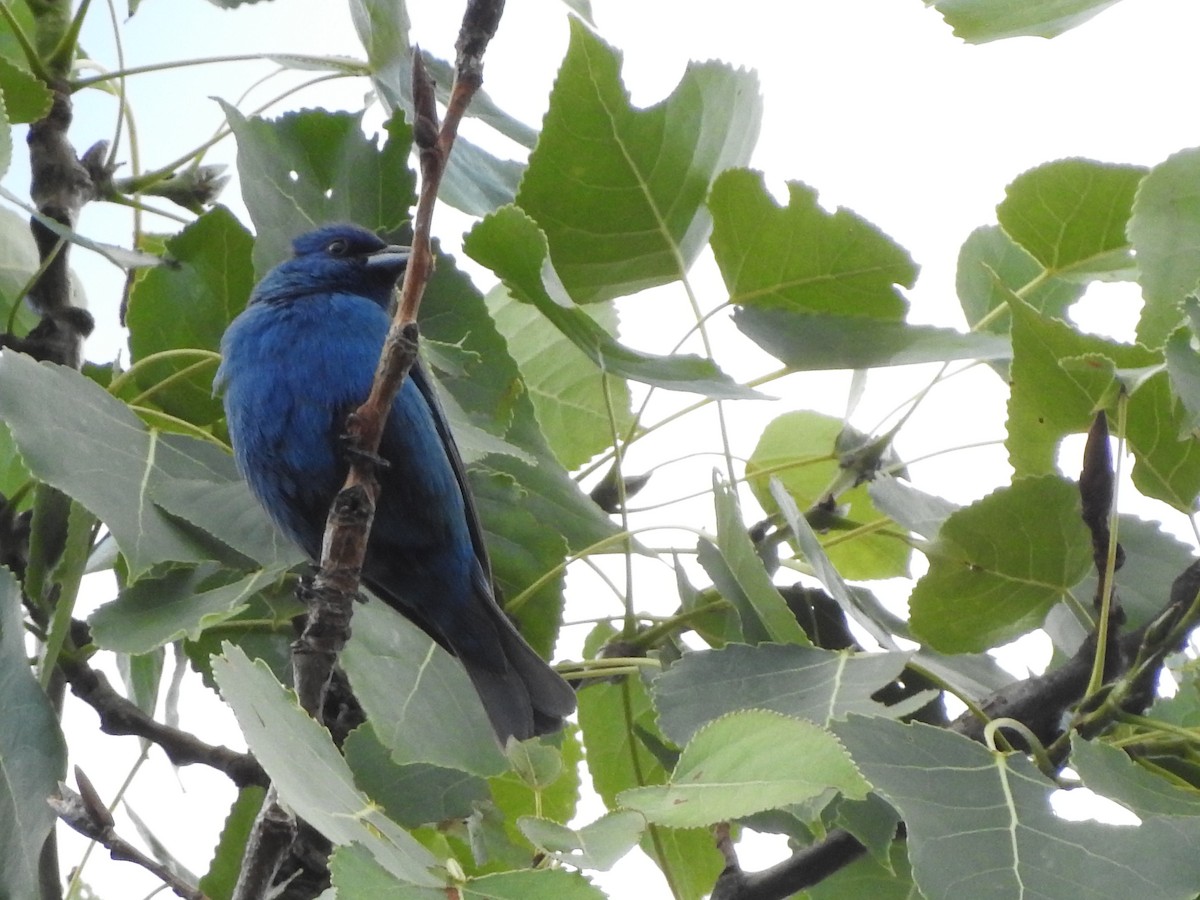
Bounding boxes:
[654,643,918,745]
[909,475,1092,653]
[341,601,507,777]
[211,645,444,886]
[836,715,1200,900]
[735,306,1009,371]
[0,566,65,900]
[1129,147,1200,348]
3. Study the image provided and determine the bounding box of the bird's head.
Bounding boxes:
[250,224,410,309]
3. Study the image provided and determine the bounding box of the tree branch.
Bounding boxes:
[233,5,506,898]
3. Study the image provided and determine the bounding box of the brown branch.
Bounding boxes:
[59,640,266,789]
[51,768,208,900]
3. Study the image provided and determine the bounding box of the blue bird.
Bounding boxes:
[216,223,575,741]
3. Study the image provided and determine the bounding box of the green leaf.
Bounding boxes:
[465,206,757,400]
[996,158,1145,282]
[1124,370,1200,511]
[619,710,868,828]
[577,668,721,899]
[747,411,909,580]
[198,786,265,900]
[331,844,608,900]
[1069,515,1198,635]
[341,601,507,777]
[89,563,293,653]
[1071,737,1200,818]
[927,0,1124,42]
[126,207,254,427]
[486,286,632,470]
[0,566,65,900]
[909,475,1092,653]
[211,644,444,887]
[804,839,918,900]
[1005,291,1158,477]
[343,725,489,829]
[711,168,916,317]
[0,56,51,123]
[517,19,761,303]
[0,205,46,337]
[653,644,918,745]
[1165,306,1200,433]
[1129,147,1200,348]
[835,715,1200,900]
[699,474,810,645]
[518,810,644,871]
[221,106,415,275]
[0,85,9,181]
[957,225,1084,337]
[0,353,217,576]
[734,307,1009,371]
[348,1,524,217]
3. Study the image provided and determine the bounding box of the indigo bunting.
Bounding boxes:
[217,224,575,741]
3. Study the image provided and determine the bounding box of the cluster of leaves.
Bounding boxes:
[4,0,1200,899]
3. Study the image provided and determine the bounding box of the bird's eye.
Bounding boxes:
[326,238,349,257]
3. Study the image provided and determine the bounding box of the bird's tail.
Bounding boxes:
[463,609,577,743]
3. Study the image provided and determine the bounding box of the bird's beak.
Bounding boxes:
[365,245,411,275]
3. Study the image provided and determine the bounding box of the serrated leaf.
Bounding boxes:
[1129,147,1200,348]
[711,168,916,317]
[211,645,443,886]
[0,566,66,900]
[927,0,1124,42]
[835,715,1200,900]
[466,206,757,400]
[0,205,46,338]
[0,56,52,123]
[341,601,507,777]
[654,643,916,745]
[909,475,1092,653]
[996,158,1145,281]
[517,19,761,303]
[619,710,868,827]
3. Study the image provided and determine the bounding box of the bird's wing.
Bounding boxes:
[406,360,494,585]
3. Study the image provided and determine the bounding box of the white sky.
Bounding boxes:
[26,0,1200,895]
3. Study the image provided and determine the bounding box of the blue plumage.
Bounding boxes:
[217,224,574,741]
